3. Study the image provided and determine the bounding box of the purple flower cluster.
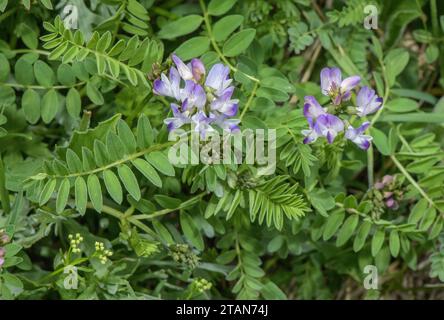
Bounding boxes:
[0,229,10,269]
[302,67,383,150]
[153,54,240,138]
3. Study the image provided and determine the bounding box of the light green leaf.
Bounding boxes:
[41,89,59,123]
[103,170,123,204]
[371,229,385,257]
[39,179,56,205]
[34,60,55,87]
[132,158,162,187]
[145,151,175,176]
[117,164,141,200]
[208,0,237,16]
[158,15,203,40]
[66,88,81,118]
[56,178,70,213]
[180,212,204,250]
[74,176,87,215]
[223,29,256,57]
[87,174,102,212]
[175,36,210,60]
[22,89,41,124]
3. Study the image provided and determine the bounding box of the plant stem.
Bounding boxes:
[390,154,437,210]
[198,0,260,84]
[132,192,207,220]
[46,141,175,179]
[239,81,259,121]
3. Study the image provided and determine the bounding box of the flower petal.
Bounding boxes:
[303,96,325,120]
[172,54,193,80]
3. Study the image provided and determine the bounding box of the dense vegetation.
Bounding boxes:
[0,0,444,300]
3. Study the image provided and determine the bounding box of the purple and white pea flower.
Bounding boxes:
[303,96,326,121]
[301,120,320,144]
[315,114,344,144]
[191,111,216,139]
[181,80,206,110]
[344,121,372,150]
[171,54,205,82]
[154,54,240,137]
[163,103,191,131]
[153,67,181,101]
[356,86,383,117]
[210,86,239,117]
[205,63,232,96]
[320,67,360,105]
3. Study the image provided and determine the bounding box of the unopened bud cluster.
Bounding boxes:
[95,241,113,264]
[192,278,212,293]
[169,243,199,269]
[370,175,404,218]
[0,229,10,269]
[68,233,83,253]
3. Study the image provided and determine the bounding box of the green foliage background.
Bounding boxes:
[0,0,444,300]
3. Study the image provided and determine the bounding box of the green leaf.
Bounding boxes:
[56,178,70,213]
[131,158,162,187]
[87,174,102,212]
[208,0,237,16]
[370,127,391,156]
[158,15,203,40]
[39,179,56,205]
[145,151,175,176]
[66,149,82,173]
[41,89,59,123]
[213,15,244,42]
[336,214,359,246]
[152,220,174,245]
[175,36,210,60]
[384,49,409,87]
[180,212,204,250]
[0,53,10,82]
[408,198,428,224]
[117,164,141,200]
[117,119,137,154]
[261,281,287,300]
[22,89,41,124]
[371,229,385,257]
[353,220,371,252]
[385,98,418,113]
[223,29,256,57]
[378,112,444,123]
[74,176,87,215]
[389,230,400,257]
[103,170,123,204]
[14,58,34,85]
[86,81,104,105]
[137,114,153,148]
[34,60,55,87]
[66,88,81,118]
[323,209,345,241]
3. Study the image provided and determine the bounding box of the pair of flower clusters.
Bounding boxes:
[302,67,383,150]
[0,229,10,269]
[154,54,240,138]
